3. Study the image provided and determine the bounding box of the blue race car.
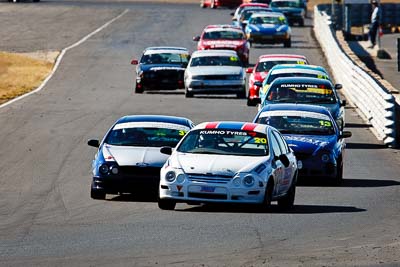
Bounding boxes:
[253,103,352,184]
[258,77,346,130]
[270,0,306,26]
[245,12,292,48]
[87,115,194,200]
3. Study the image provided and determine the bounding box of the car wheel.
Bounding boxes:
[200,0,205,8]
[185,88,193,98]
[158,199,176,210]
[91,189,106,200]
[247,98,254,106]
[277,180,296,209]
[260,180,274,211]
[299,19,305,27]
[210,0,216,8]
[333,157,343,185]
[284,38,291,48]
[135,84,144,94]
[237,87,246,99]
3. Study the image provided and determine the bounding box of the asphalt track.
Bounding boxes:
[0,1,400,266]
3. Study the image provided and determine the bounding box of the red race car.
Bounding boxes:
[193,24,250,65]
[246,54,309,106]
[200,0,242,8]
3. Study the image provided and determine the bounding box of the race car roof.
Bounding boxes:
[191,49,238,57]
[250,12,285,18]
[194,121,269,134]
[116,115,193,128]
[270,64,328,73]
[257,103,332,116]
[259,54,308,62]
[144,47,189,55]
[239,3,269,8]
[205,24,242,30]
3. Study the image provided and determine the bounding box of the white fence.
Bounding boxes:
[314,6,396,147]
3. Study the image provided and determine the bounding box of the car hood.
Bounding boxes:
[284,135,336,155]
[201,40,245,49]
[170,153,266,175]
[102,145,168,167]
[140,64,186,72]
[187,66,243,76]
[248,24,288,33]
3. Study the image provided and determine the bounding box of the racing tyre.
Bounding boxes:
[158,199,176,210]
[185,88,193,98]
[299,19,305,27]
[333,158,343,185]
[210,0,216,8]
[91,189,106,200]
[135,84,144,94]
[284,39,291,48]
[237,87,246,99]
[260,180,274,211]
[277,181,296,209]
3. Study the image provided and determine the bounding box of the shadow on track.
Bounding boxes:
[346,142,386,149]
[176,203,366,214]
[345,122,372,128]
[108,191,158,203]
[298,177,400,187]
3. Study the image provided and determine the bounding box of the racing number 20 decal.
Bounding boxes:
[254,137,267,144]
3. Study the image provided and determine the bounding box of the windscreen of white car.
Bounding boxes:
[257,111,335,135]
[266,82,337,104]
[190,56,242,67]
[105,126,188,147]
[177,129,269,156]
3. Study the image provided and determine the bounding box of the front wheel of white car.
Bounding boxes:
[260,180,274,211]
[158,199,176,210]
[277,181,296,209]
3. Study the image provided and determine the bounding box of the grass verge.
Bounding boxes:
[0,51,57,105]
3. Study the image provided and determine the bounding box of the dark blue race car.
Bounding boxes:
[253,104,352,184]
[131,47,190,93]
[87,115,194,200]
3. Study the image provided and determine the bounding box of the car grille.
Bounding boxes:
[118,166,161,178]
[187,173,233,184]
[193,75,237,80]
[144,70,183,80]
[188,192,227,200]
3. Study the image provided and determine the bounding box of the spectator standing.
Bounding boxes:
[368,0,380,48]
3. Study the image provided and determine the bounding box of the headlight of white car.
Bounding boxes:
[165,171,176,182]
[243,175,255,187]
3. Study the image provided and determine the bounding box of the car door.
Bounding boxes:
[272,130,293,194]
[269,131,285,196]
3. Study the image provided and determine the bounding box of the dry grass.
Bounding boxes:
[0,52,55,105]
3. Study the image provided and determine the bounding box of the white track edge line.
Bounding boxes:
[0,9,129,110]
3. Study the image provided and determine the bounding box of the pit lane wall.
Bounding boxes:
[314,6,396,147]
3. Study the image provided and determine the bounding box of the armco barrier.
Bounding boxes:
[314,6,396,147]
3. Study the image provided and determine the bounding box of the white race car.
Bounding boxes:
[158,121,298,210]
